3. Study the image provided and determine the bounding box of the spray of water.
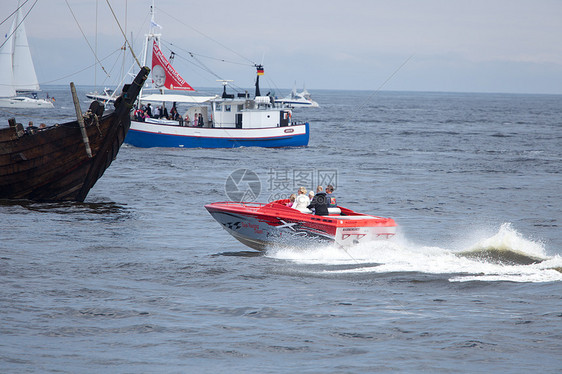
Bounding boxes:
[266,223,562,283]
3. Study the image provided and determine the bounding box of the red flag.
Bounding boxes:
[151,40,194,91]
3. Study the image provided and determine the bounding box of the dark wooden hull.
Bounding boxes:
[0,67,150,202]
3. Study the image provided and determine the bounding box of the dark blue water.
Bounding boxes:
[1,87,561,373]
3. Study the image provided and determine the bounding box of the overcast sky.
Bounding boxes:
[3,0,562,94]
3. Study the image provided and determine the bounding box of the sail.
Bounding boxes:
[12,4,40,92]
[0,26,16,97]
[151,40,194,91]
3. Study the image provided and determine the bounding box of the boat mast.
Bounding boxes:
[142,0,161,67]
[138,0,161,102]
[254,64,264,97]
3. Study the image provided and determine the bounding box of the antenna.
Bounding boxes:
[217,79,234,84]
[217,79,234,98]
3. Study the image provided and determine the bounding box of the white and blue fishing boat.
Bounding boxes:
[122,5,309,149]
[126,70,309,148]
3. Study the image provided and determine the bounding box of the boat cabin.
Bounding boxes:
[212,95,292,129]
[137,93,293,130]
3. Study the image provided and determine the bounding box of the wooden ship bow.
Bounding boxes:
[0,66,150,202]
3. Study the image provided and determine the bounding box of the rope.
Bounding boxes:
[104,0,141,69]
[155,6,256,66]
[0,0,38,51]
[0,0,30,27]
[355,54,414,113]
[39,48,122,85]
[336,243,362,264]
[64,0,109,78]
[163,41,250,67]
[162,42,225,82]
[159,40,250,93]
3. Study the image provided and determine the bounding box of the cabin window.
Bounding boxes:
[237,105,244,112]
[216,104,222,111]
[225,105,231,112]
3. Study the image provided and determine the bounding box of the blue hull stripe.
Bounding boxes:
[125,123,310,148]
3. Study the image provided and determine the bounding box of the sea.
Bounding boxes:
[1,86,561,373]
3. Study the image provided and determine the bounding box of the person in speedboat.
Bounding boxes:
[326,184,337,208]
[307,186,329,216]
[286,194,296,207]
[292,186,311,212]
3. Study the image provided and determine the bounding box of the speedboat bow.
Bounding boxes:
[205,199,396,251]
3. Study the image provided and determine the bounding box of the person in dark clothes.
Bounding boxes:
[326,184,337,208]
[307,186,329,216]
[170,103,178,120]
[26,121,38,135]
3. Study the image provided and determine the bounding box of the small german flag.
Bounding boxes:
[256,65,264,76]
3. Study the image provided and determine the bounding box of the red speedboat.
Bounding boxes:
[205,199,397,251]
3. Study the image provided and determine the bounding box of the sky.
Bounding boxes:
[2,0,562,94]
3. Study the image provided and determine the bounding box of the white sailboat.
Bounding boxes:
[0,2,54,109]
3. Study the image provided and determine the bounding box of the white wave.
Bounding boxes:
[464,222,547,259]
[265,224,562,283]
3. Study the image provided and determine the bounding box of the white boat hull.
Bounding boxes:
[0,97,54,108]
[278,99,319,108]
[125,120,309,148]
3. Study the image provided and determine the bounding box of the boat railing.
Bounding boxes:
[213,201,267,208]
[145,117,178,126]
[212,200,294,211]
[210,201,390,221]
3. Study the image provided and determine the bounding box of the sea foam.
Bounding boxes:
[266,223,562,283]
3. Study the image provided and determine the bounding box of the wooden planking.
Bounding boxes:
[0,66,149,202]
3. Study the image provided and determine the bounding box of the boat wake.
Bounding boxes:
[266,223,562,283]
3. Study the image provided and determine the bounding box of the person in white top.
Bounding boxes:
[153,106,161,118]
[292,186,311,212]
